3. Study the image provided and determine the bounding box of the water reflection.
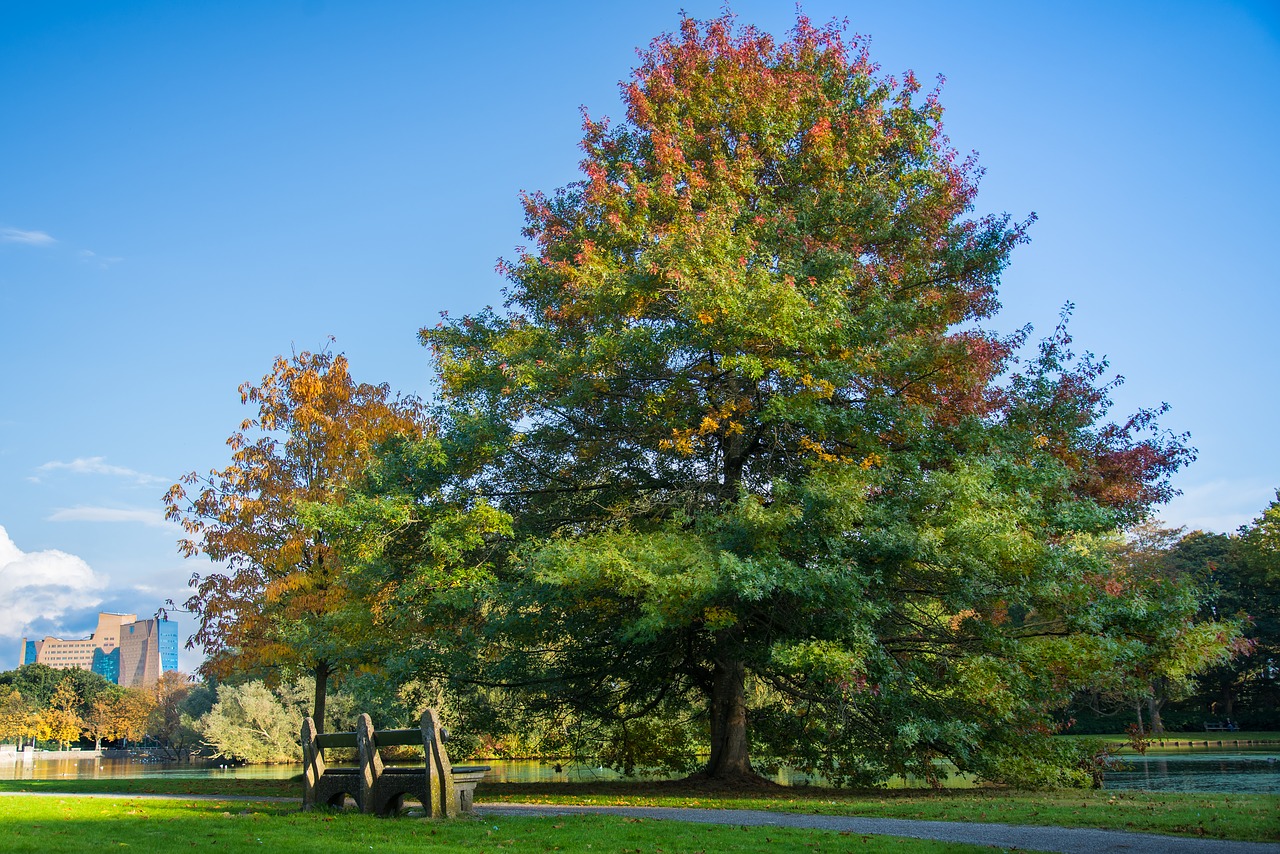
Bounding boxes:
[1103,751,1280,794]
[0,756,298,781]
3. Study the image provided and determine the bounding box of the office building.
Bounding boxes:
[19,611,179,688]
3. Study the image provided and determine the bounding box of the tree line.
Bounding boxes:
[160,13,1266,788]
[1066,507,1279,735]
[0,664,211,754]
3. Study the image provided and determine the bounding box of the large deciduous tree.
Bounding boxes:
[164,349,425,729]
[401,14,1210,785]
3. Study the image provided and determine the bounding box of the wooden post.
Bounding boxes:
[421,708,458,818]
[301,717,323,810]
[355,713,378,814]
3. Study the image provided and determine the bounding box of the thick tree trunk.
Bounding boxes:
[1220,681,1235,720]
[1148,678,1167,735]
[313,659,330,733]
[705,658,753,779]
[1147,695,1165,735]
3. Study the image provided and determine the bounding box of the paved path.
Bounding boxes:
[480,803,1280,854]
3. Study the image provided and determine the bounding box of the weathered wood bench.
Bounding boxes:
[301,708,489,817]
[1203,721,1236,732]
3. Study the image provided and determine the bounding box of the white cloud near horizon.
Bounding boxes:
[0,227,55,246]
[36,456,166,485]
[47,506,177,529]
[0,524,108,639]
[1159,479,1277,535]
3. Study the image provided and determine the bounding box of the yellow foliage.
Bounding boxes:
[703,606,738,630]
[799,436,840,463]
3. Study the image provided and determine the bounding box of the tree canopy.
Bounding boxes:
[337,14,1223,787]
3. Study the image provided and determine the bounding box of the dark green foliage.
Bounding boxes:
[0,664,113,716]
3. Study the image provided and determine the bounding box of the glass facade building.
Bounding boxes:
[19,612,179,688]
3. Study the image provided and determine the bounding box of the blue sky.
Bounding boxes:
[1,1,1276,672]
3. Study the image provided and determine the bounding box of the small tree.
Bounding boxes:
[35,678,84,749]
[164,348,426,730]
[1098,523,1243,735]
[148,671,213,757]
[83,688,123,750]
[197,681,299,764]
[0,689,35,748]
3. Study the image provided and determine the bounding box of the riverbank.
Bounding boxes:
[1082,731,1280,751]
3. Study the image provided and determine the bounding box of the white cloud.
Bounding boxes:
[1159,479,1276,534]
[36,456,166,485]
[47,506,177,529]
[0,525,108,639]
[0,227,56,246]
[78,249,123,268]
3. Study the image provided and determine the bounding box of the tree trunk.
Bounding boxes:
[1147,695,1165,735]
[705,658,753,779]
[1148,678,1167,735]
[313,659,330,733]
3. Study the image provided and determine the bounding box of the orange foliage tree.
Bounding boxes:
[164,348,426,728]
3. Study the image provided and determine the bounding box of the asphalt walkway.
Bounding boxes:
[480,803,1280,854]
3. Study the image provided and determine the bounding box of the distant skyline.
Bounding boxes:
[2,1,1276,671]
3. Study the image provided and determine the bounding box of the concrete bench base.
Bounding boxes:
[302,709,489,817]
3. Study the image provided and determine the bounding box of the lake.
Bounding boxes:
[1102,747,1279,794]
[4,747,1277,794]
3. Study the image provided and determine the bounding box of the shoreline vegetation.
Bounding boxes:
[0,778,1275,843]
[3,732,1278,762]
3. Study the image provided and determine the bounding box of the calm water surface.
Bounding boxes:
[4,747,1277,794]
[1103,748,1279,794]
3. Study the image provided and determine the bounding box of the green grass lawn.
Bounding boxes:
[0,795,1031,853]
[1081,730,1280,748]
[2,778,1275,843]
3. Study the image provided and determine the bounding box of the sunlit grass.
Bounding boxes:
[0,795,1017,853]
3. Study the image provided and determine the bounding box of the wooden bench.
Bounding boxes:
[1203,721,1236,732]
[301,708,489,817]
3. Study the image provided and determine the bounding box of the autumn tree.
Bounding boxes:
[0,689,35,748]
[1091,523,1242,735]
[1186,495,1280,725]
[83,687,122,750]
[34,677,84,749]
[164,348,426,729]
[370,14,1215,786]
[83,686,155,749]
[147,671,214,757]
